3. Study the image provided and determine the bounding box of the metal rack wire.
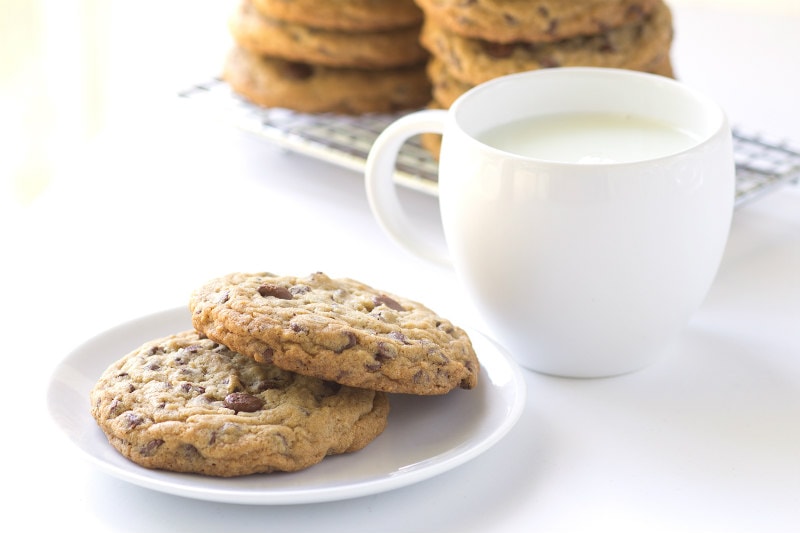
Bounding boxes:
[179,78,800,206]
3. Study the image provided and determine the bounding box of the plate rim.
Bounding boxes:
[47,306,527,505]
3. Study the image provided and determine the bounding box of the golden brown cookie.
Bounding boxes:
[189,272,479,395]
[427,57,467,109]
[223,47,431,114]
[251,0,423,31]
[414,0,660,43]
[427,53,675,110]
[420,0,673,85]
[90,330,389,477]
[229,0,428,69]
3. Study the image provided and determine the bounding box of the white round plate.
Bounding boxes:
[47,306,526,505]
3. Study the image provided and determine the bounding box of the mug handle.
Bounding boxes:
[365,109,451,267]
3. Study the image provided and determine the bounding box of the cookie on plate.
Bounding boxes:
[414,0,660,43]
[420,0,674,85]
[90,330,389,477]
[230,0,428,69]
[223,46,431,114]
[189,272,479,395]
[250,0,423,32]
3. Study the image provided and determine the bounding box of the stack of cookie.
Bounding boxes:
[223,0,433,114]
[414,0,676,155]
[90,272,479,477]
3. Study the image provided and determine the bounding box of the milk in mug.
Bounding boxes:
[477,112,701,164]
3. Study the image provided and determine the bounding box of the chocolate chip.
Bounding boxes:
[224,392,264,413]
[480,41,516,58]
[260,347,274,363]
[180,383,205,394]
[125,412,144,429]
[388,331,409,344]
[290,321,308,333]
[373,294,405,311]
[182,444,201,460]
[335,331,358,353]
[313,380,343,401]
[412,370,429,385]
[256,378,289,391]
[281,61,314,80]
[627,4,645,17]
[540,56,561,68]
[375,342,397,363]
[598,35,616,53]
[258,284,293,300]
[108,399,121,416]
[140,439,164,457]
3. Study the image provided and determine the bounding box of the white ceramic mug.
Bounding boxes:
[365,67,735,378]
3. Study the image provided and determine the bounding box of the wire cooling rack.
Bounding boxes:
[179,78,800,206]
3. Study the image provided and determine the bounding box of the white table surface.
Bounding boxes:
[3,2,799,531]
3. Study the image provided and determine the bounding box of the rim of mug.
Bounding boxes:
[446,67,730,167]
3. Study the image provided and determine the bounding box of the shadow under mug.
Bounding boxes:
[365,67,735,378]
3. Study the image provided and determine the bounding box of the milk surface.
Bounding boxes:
[477,112,700,164]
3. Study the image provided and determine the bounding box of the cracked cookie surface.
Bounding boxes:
[414,0,660,43]
[189,272,479,395]
[420,0,673,85]
[90,330,389,477]
[250,0,423,31]
[427,52,674,110]
[230,0,428,69]
[223,47,431,114]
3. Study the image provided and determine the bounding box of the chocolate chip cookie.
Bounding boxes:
[189,272,479,395]
[420,0,673,85]
[230,0,428,69]
[414,0,660,43]
[90,330,389,477]
[427,52,674,111]
[251,0,423,31]
[223,46,431,114]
